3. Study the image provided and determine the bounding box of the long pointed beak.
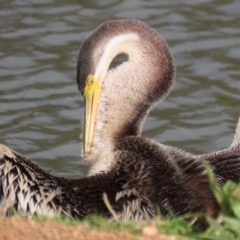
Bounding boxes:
[83,75,101,157]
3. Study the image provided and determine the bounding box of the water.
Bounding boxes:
[0,0,239,177]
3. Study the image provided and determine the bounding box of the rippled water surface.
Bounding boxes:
[0,0,239,177]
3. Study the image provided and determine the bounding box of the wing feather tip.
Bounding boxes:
[0,144,15,159]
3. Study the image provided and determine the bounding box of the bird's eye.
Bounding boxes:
[86,75,95,85]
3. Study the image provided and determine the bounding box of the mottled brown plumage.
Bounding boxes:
[0,140,218,227]
[198,117,240,185]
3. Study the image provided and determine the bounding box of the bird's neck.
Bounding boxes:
[83,31,175,175]
[84,57,160,175]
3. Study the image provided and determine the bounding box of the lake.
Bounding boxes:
[0,0,239,177]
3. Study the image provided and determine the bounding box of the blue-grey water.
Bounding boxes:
[0,0,239,177]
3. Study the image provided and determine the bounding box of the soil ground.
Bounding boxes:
[0,218,182,240]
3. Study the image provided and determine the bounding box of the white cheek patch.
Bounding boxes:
[94,33,139,79]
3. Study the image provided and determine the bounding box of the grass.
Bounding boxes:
[5,163,240,239]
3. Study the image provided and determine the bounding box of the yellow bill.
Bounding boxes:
[83,75,101,156]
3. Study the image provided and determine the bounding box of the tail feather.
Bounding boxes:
[231,116,240,148]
